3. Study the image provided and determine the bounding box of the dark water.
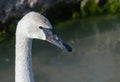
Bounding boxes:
[0,15,120,82]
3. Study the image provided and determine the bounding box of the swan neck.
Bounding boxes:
[15,36,34,82]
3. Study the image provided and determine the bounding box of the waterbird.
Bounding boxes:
[15,11,72,82]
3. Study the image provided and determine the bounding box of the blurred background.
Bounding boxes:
[0,0,120,82]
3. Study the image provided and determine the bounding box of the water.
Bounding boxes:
[0,15,120,82]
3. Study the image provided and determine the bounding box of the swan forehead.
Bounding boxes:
[26,12,53,29]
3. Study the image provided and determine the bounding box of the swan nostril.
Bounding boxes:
[55,37,59,40]
[54,35,61,41]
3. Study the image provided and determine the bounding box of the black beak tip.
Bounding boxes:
[67,46,72,52]
[63,42,72,52]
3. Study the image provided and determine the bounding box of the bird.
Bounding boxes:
[15,11,72,82]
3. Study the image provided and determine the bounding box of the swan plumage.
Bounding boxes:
[15,11,72,82]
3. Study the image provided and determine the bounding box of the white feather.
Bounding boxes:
[15,11,53,82]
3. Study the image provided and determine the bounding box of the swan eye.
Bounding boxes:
[39,26,44,29]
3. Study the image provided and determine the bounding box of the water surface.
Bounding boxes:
[0,15,120,82]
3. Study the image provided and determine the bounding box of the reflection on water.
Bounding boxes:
[0,15,120,82]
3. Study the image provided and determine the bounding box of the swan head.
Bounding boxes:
[16,11,72,52]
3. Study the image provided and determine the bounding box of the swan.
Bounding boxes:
[15,11,72,82]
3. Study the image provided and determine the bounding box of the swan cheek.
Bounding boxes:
[35,30,46,40]
[27,29,46,40]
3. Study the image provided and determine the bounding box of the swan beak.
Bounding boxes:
[40,27,72,52]
[46,34,72,52]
